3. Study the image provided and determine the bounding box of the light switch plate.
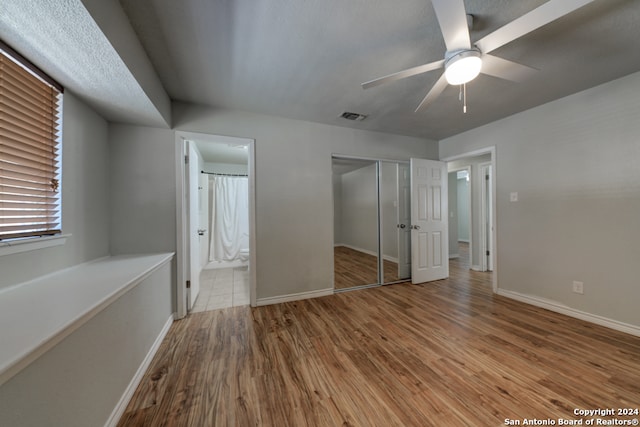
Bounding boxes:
[510,192,518,202]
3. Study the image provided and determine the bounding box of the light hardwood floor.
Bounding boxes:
[334,246,405,289]
[118,255,640,426]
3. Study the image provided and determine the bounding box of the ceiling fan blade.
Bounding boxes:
[362,60,445,90]
[481,54,538,82]
[475,0,596,54]
[415,72,448,113]
[430,0,472,52]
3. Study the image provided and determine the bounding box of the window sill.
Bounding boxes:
[0,234,70,257]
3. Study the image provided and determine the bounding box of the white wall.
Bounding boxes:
[108,124,177,306]
[440,70,640,328]
[204,161,249,175]
[0,95,175,427]
[109,125,177,254]
[339,163,378,254]
[457,177,470,242]
[0,92,110,289]
[447,172,459,257]
[171,104,438,301]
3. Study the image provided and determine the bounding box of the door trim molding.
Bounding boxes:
[479,162,492,272]
[331,153,410,164]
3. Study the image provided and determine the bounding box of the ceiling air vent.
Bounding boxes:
[340,111,367,121]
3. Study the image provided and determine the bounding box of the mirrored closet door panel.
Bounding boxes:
[333,158,380,290]
[381,162,411,283]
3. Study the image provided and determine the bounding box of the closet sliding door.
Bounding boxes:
[333,158,380,290]
[333,156,411,291]
[380,162,412,283]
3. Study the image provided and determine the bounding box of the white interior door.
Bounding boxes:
[187,141,201,310]
[397,163,411,279]
[411,158,448,284]
[481,163,494,272]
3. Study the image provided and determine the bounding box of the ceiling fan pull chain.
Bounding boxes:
[463,83,467,114]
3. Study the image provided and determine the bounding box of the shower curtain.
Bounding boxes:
[209,176,249,262]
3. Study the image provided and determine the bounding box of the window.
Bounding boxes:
[0,41,63,241]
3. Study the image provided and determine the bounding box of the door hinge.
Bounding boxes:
[485,175,489,180]
[486,250,490,256]
[186,280,191,289]
[185,155,189,164]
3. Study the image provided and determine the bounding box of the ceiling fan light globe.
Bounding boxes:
[445,52,482,85]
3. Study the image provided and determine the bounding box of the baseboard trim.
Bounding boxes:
[104,314,174,427]
[471,264,482,271]
[496,289,640,338]
[257,288,334,306]
[449,254,459,259]
[337,244,399,264]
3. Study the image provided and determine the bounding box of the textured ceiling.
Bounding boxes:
[2,1,639,140]
[119,0,640,140]
[179,131,251,163]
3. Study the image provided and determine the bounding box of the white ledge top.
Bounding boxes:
[0,252,174,386]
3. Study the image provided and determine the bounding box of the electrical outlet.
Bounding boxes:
[572,281,584,294]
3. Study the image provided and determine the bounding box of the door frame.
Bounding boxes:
[396,163,411,279]
[175,131,257,319]
[479,162,493,272]
[441,146,498,293]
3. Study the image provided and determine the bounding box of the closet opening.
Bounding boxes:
[332,155,412,292]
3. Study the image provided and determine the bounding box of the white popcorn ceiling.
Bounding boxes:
[3,0,640,139]
[119,0,640,140]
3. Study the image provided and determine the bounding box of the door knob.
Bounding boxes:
[411,225,420,230]
[397,224,406,229]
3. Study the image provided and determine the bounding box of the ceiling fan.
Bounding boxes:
[361,0,596,112]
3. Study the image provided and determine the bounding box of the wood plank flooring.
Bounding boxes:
[118,255,640,426]
[334,246,404,289]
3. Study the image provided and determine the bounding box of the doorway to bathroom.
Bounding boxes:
[176,132,256,318]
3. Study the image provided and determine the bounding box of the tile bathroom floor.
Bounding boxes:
[191,266,250,313]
